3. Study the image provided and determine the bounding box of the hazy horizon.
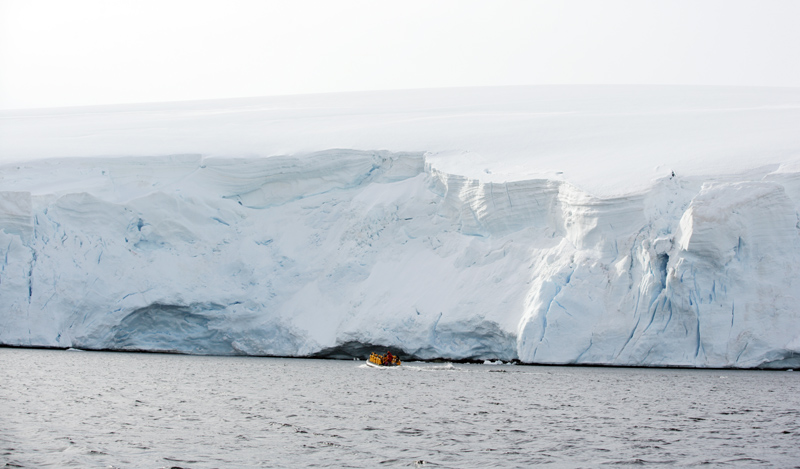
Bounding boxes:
[2,0,799,110]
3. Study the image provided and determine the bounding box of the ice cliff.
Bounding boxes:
[1,86,799,368]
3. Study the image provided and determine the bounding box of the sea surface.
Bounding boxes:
[1,349,799,468]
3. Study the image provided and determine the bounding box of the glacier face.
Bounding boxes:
[1,150,799,368]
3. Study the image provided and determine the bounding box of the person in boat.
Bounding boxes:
[385,351,393,365]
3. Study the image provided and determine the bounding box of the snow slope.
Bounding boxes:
[1,86,799,368]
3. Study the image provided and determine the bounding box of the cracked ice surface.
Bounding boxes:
[1,86,800,368]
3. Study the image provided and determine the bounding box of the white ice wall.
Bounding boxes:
[1,150,799,368]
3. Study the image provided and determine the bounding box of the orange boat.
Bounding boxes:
[367,352,401,367]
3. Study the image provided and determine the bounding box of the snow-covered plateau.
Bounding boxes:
[1,86,800,368]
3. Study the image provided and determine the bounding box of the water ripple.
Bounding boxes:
[1,349,799,467]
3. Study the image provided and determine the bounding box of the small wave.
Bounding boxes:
[602,458,676,465]
[720,457,769,464]
[163,457,202,464]
[404,363,461,372]
[386,363,460,372]
[429,363,459,371]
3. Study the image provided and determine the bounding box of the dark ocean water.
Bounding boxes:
[1,348,799,468]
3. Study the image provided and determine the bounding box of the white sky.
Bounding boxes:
[1,0,799,110]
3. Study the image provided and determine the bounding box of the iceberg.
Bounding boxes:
[1,86,799,368]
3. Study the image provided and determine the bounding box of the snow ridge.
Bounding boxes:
[1,150,799,368]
